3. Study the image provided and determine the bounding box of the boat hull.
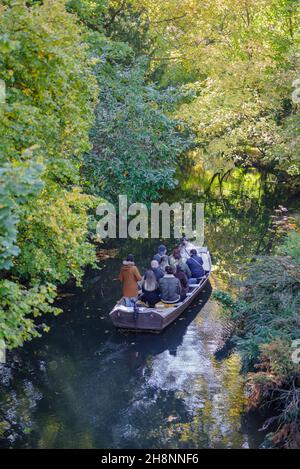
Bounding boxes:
[109,247,212,333]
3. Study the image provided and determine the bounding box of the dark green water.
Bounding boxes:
[0,169,298,448]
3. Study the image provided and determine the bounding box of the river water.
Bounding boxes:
[0,169,298,448]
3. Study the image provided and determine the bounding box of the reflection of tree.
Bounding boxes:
[166,167,285,283]
[0,365,42,447]
[161,354,247,449]
[32,347,136,448]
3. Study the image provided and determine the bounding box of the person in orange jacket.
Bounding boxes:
[119,254,142,306]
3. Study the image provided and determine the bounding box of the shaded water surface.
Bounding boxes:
[0,274,251,448]
[0,169,297,448]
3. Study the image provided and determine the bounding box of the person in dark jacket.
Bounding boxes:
[175,264,189,300]
[186,249,205,282]
[158,265,181,304]
[150,260,164,281]
[169,249,192,278]
[141,270,160,307]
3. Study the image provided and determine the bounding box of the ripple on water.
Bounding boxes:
[111,299,249,449]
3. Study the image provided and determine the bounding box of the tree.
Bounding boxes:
[131,0,300,181]
[85,58,194,203]
[0,0,98,347]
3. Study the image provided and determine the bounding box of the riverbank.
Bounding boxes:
[215,226,300,448]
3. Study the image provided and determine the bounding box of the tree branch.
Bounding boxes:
[152,14,188,25]
[104,0,127,29]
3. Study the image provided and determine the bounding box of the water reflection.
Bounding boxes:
[0,272,251,448]
[109,282,248,449]
[166,167,288,282]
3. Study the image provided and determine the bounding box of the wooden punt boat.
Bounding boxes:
[109,246,212,333]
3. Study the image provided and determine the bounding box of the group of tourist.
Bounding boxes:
[119,242,206,308]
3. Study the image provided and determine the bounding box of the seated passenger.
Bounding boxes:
[168,247,179,266]
[169,249,191,278]
[179,236,193,260]
[186,249,205,283]
[171,245,181,259]
[159,254,170,272]
[175,264,189,300]
[141,270,160,308]
[153,244,167,263]
[158,265,181,304]
[150,259,164,281]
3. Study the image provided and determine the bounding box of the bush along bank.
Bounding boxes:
[214,229,300,448]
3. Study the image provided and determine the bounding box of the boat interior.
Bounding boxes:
[114,247,211,314]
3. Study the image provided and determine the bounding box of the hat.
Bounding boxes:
[158,244,167,254]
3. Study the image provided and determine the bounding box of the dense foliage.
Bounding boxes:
[0,0,299,406]
[0,0,98,347]
[85,59,194,203]
[79,0,300,200]
[0,0,194,347]
[215,230,300,448]
[135,0,300,182]
[0,0,299,450]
